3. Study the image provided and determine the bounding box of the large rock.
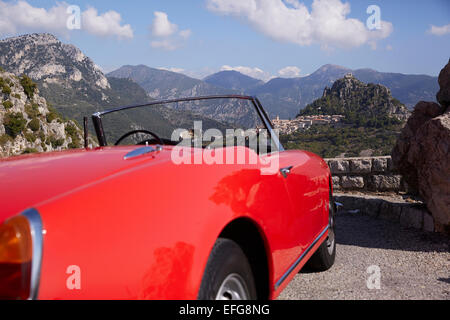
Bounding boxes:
[391,101,443,192]
[392,61,450,233]
[413,111,450,232]
[437,58,450,110]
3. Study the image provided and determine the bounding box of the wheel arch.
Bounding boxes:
[218,217,272,300]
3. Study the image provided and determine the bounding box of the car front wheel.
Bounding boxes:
[198,238,257,300]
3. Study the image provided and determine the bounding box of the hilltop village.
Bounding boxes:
[272,115,345,134]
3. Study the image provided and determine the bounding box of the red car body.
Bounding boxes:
[0,96,333,300]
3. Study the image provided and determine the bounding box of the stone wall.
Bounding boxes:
[324,156,405,192]
[325,156,440,233]
[334,193,435,233]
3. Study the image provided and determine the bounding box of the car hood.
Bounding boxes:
[0,146,181,221]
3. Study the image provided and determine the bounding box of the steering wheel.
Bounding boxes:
[114,130,164,146]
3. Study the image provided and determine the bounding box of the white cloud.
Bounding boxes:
[206,0,393,49]
[185,67,219,79]
[82,7,133,39]
[159,65,304,81]
[179,29,192,39]
[150,11,191,51]
[278,66,302,77]
[428,24,450,36]
[0,1,68,36]
[220,65,272,81]
[158,67,185,73]
[0,1,133,39]
[151,11,178,37]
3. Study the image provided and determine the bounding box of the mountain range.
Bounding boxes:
[107,65,234,99]
[0,33,440,123]
[108,64,438,119]
[204,70,264,92]
[211,64,437,119]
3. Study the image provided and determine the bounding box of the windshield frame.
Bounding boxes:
[91,95,284,152]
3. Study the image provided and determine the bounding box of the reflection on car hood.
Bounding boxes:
[0,146,181,221]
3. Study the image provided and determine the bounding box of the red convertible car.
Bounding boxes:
[0,95,336,300]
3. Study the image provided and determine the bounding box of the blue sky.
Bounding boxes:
[0,0,449,80]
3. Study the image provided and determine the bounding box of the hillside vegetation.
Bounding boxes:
[0,71,84,157]
[282,74,410,158]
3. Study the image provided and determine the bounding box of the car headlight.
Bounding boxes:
[0,209,43,300]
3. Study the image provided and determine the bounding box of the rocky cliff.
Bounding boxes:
[392,60,450,234]
[0,33,109,90]
[300,73,411,121]
[0,33,152,125]
[0,70,84,157]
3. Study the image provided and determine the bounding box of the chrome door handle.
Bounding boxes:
[280,166,293,178]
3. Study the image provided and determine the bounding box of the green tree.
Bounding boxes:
[20,75,37,98]
[28,118,40,132]
[4,112,26,138]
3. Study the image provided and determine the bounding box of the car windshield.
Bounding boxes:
[96,97,277,154]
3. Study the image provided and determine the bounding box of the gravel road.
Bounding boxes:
[278,211,450,300]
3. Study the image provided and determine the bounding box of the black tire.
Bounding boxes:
[198,238,257,300]
[305,189,336,272]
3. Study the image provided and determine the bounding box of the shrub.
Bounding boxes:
[46,107,61,123]
[48,136,64,148]
[2,100,13,109]
[68,140,81,149]
[0,134,13,145]
[22,148,39,154]
[4,112,26,138]
[2,83,11,95]
[46,112,58,123]
[20,75,36,98]
[25,103,40,118]
[28,118,40,132]
[65,123,77,135]
[24,132,37,143]
[13,94,21,100]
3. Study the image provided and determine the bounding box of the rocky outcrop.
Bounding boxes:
[0,33,153,127]
[392,60,450,233]
[0,33,110,89]
[301,73,411,121]
[437,59,450,111]
[0,70,84,157]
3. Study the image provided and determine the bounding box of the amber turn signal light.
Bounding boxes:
[0,216,33,300]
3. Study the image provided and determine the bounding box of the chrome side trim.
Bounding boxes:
[124,146,157,160]
[22,209,43,300]
[274,226,329,290]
